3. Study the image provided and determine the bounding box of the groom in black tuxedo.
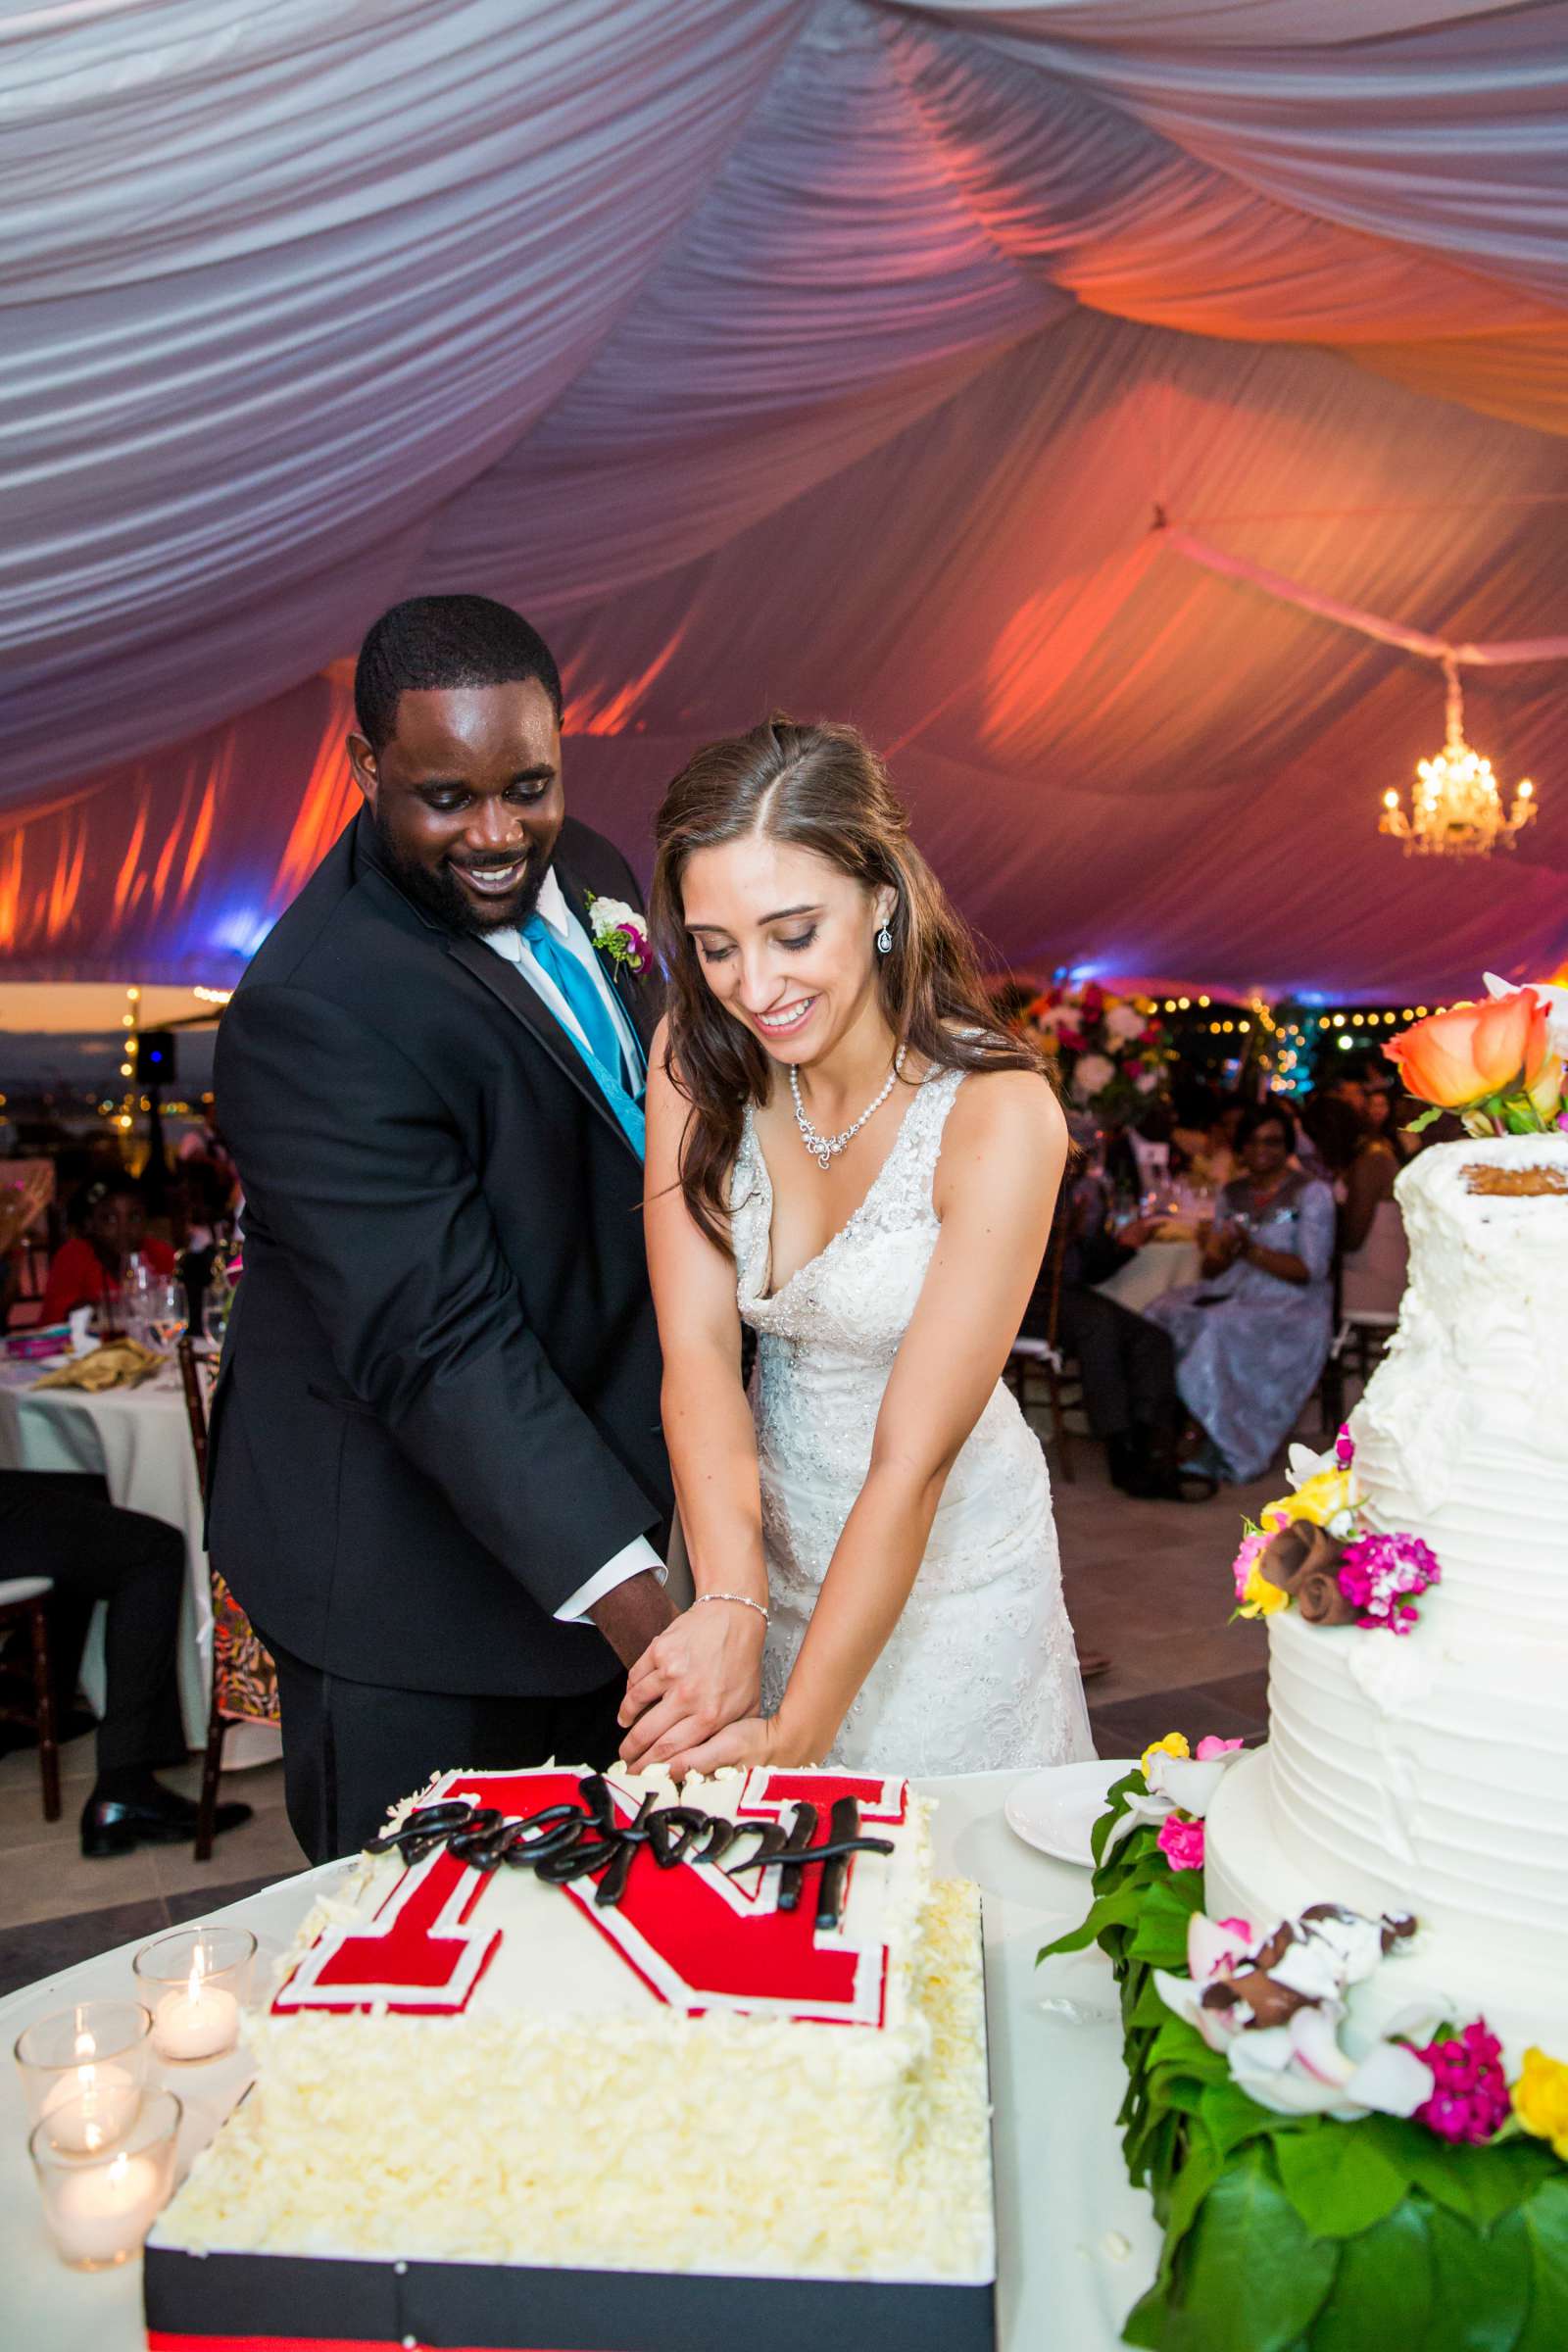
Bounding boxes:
[211,596,675,1862]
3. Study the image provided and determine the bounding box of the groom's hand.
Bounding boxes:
[588,1571,677,1671]
[616,1602,765,1772]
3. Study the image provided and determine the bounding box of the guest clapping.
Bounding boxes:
[1142,1103,1334,1484]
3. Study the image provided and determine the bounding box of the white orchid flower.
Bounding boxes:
[1144,1749,1241,1817]
[1229,2006,1433,2120]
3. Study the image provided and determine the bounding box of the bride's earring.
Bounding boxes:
[876,921,893,956]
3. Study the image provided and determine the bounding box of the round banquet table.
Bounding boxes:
[0,1767,1161,2352]
[0,1358,277,1761]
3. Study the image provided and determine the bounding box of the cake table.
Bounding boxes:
[0,1768,1159,2352]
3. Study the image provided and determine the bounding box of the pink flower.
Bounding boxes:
[1231,1530,1268,1602]
[1334,1424,1355,1470]
[1412,2020,1510,2145]
[1195,1736,1246,1762]
[1156,1815,1205,1872]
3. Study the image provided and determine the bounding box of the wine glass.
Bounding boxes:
[143,1280,188,1354]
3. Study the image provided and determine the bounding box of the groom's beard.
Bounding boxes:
[370,812,550,938]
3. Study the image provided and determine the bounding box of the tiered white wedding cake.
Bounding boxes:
[1205,1133,1568,2057]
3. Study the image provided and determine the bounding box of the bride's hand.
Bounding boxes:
[662,1714,786,1782]
[617,1598,766,1770]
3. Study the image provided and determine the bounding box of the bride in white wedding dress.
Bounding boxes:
[618,716,1094,1781]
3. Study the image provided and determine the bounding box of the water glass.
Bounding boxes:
[143,1278,188,1353]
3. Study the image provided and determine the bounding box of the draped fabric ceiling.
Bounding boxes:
[7,0,1568,997]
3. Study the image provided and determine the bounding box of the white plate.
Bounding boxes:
[1004,1758,1138,1868]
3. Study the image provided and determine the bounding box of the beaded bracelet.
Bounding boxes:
[694,1591,770,1627]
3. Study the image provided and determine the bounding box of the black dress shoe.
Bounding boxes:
[80,1783,253,1857]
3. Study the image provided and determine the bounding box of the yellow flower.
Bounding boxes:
[1141,1732,1191,1781]
[1260,1466,1357,1533]
[1512,2047,1568,2158]
[1236,1559,1290,1620]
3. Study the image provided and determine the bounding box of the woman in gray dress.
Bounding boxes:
[1144,1102,1335,1483]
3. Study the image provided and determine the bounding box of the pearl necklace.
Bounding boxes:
[790,1048,907,1171]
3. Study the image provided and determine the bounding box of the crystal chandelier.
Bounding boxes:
[1380,656,1537,858]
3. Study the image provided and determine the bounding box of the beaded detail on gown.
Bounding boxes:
[731,1066,1094,1776]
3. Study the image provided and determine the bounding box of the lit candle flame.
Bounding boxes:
[74,2029,94,2060]
[186,1951,206,2007]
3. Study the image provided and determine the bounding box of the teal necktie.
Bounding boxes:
[521,913,646,1161]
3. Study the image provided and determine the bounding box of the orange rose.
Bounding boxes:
[1388,989,1548,1109]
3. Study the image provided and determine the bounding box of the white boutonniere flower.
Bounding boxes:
[585,893,652,976]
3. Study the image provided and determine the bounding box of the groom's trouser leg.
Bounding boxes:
[260,1637,624,1865]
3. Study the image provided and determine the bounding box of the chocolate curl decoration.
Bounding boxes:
[774,1800,820,1913]
[1260,1520,1359,1626]
[815,1797,861,1931]
[366,1781,893,1913]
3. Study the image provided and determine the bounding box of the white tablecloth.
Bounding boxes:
[0,1768,1161,2351]
[0,1360,276,1761]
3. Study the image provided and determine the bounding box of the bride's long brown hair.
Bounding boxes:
[651,715,1046,1250]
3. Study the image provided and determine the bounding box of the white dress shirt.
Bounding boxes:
[481,868,664,1624]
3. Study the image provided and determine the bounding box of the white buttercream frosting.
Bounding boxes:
[155,1764,994,2282]
[1206,1137,1568,2060]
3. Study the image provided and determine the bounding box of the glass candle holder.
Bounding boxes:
[29,2087,181,2270]
[13,2001,152,2152]
[133,1925,255,2063]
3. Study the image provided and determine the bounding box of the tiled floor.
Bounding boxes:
[0,1422,1297,1996]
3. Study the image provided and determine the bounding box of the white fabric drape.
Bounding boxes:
[2,0,1567,994]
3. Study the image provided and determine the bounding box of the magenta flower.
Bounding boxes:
[1156,1815,1205,1872]
[1337,1531,1441,1635]
[1334,1424,1355,1470]
[1195,1736,1246,1761]
[1412,2020,1510,2144]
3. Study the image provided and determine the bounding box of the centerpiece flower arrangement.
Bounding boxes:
[1388,976,1568,1135]
[1017,981,1173,1120]
[1040,1736,1568,2349]
[1229,1428,1441,1636]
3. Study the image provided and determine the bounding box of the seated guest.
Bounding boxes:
[1297,1091,1364,1198]
[0,1472,251,1855]
[1340,1102,1399,1256]
[1143,1103,1335,1485]
[39,1171,174,1325]
[1022,1174,1197,1502]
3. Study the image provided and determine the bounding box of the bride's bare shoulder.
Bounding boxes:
[942,1056,1066,1154]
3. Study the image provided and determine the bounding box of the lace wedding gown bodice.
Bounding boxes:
[731,1066,1094,1776]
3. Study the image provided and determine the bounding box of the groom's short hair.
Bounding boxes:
[354,595,564,752]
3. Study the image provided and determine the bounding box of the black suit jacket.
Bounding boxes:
[208,808,670,1697]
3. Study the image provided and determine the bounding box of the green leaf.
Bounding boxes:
[1426,2200,1531,2350]
[1516,2176,1568,2352]
[1275,2124,1410,2238]
[1197,2080,1278,2159]
[1403,1104,1444,1132]
[1307,2202,1435,2352]
[1162,2145,1339,2352]
[1333,2109,1558,2234]
[1038,1882,1149,1963]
